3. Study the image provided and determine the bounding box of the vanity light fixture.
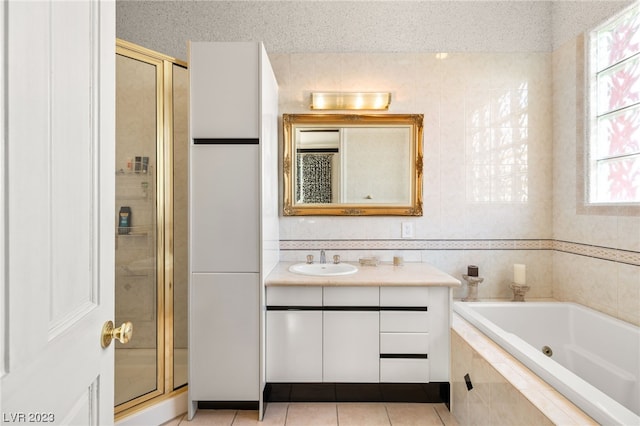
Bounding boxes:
[310,92,391,110]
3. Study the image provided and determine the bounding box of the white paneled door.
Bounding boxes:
[1,1,115,424]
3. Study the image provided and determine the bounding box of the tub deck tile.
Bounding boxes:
[452,313,599,426]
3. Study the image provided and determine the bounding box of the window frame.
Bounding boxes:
[584,1,640,208]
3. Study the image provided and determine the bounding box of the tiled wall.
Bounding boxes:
[551,36,640,326]
[271,51,554,300]
[270,45,640,326]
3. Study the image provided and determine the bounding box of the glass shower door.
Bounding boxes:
[114,39,189,419]
[172,63,189,390]
[115,52,161,407]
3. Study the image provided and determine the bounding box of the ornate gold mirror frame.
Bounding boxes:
[283,114,423,216]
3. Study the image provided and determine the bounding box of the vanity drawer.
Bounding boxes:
[380,311,429,332]
[380,333,429,354]
[380,358,429,383]
[267,286,322,306]
[380,287,429,307]
[323,286,379,306]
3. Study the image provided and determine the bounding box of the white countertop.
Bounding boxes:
[265,261,461,287]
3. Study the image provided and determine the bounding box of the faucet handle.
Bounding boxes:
[306,254,314,264]
[333,255,340,264]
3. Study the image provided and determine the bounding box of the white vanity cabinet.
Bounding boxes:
[265,284,452,385]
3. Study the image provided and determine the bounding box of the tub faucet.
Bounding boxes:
[320,250,326,264]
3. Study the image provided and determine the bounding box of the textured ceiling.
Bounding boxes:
[116,1,632,61]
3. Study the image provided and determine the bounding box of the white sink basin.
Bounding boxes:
[289,262,358,277]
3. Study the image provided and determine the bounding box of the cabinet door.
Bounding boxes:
[323,311,379,382]
[266,311,322,382]
[189,42,259,139]
[190,145,259,272]
[190,273,259,400]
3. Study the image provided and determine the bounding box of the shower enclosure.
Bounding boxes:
[115,39,188,418]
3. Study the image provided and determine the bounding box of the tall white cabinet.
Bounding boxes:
[188,42,279,419]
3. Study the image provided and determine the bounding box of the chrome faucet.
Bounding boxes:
[320,249,326,264]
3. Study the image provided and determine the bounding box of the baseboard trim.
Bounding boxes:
[264,382,449,404]
[197,401,259,410]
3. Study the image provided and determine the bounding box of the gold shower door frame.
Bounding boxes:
[115,39,188,419]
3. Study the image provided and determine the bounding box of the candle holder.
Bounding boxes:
[462,274,484,302]
[509,283,530,302]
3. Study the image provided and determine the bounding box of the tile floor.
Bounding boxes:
[162,403,458,425]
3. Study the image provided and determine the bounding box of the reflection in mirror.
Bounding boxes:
[283,114,423,216]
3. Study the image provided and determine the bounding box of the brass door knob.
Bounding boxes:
[101,320,133,348]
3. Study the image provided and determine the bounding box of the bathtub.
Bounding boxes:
[453,301,639,426]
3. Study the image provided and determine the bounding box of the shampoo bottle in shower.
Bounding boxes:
[118,206,131,234]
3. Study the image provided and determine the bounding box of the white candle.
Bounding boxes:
[514,264,526,285]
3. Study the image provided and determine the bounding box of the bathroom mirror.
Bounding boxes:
[283,114,423,216]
